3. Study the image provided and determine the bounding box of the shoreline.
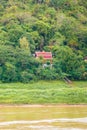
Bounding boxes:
[0,104,87,108]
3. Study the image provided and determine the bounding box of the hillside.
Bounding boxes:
[0,0,87,82]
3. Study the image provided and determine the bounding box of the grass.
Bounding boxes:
[0,80,87,104]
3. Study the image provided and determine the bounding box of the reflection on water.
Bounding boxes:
[0,105,87,130]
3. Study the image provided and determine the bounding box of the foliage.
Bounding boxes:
[1,62,18,82]
[53,46,85,80]
[0,0,87,82]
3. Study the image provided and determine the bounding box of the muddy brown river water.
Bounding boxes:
[0,105,87,130]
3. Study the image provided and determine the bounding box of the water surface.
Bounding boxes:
[0,105,87,130]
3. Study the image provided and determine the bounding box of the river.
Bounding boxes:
[0,105,87,130]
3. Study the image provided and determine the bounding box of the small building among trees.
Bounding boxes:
[84,56,87,62]
[35,51,52,62]
[35,51,52,68]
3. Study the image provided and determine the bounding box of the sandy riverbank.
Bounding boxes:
[0,104,87,108]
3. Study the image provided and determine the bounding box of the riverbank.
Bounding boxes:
[0,104,87,108]
[0,81,87,104]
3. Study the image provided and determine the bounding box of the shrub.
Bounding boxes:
[20,71,36,83]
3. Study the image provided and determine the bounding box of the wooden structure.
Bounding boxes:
[35,51,52,63]
[84,56,87,62]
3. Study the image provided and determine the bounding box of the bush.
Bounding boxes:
[53,46,85,80]
[20,71,36,83]
[38,67,60,80]
[1,62,18,82]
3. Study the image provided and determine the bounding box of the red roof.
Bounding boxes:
[84,56,87,61]
[35,51,52,60]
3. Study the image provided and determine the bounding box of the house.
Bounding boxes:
[35,51,52,63]
[84,56,87,62]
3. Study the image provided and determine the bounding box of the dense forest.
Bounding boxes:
[0,0,87,83]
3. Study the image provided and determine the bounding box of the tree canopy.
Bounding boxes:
[0,0,87,82]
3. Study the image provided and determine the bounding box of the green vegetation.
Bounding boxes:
[0,81,87,104]
[0,0,87,83]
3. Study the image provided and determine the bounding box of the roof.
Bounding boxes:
[35,51,52,60]
[85,56,87,59]
[84,56,87,61]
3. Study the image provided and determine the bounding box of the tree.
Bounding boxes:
[19,36,31,55]
[32,20,51,50]
[38,67,58,80]
[7,26,23,47]
[50,0,67,10]
[49,32,65,46]
[1,62,17,82]
[0,0,87,82]
[32,0,45,4]
[53,46,85,80]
